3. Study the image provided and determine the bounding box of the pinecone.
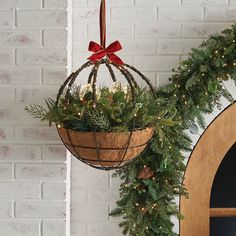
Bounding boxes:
[138,166,155,180]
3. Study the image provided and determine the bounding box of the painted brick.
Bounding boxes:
[43,30,67,48]
[88,222,122,236]
[0,10,13,29]
[15,126,59,142]
[71,169,109,188]
[159,7,203,21]
[0,104,42,125]
[182,0,227,4]
[72,24,87,40]
[0,0,41,9]
[42,145,66,162]
[71,221,86,236]
[182,22,232,38]
[0,87,14,103]
[0,164,12,180]
[44,0,67,9]
[205,6,236,21]
[110,0,133,6]
[0,126,14,141]
[16,200,65,218]
[0,68,40,85]
[73,7,99,24]
[0,182,39,198]
[0,50,13,66]
[43,67,67,85]
[1,145,41,161]
[158,39,202,55]
[135,56,180,71]
[0,1,67,235]
[135,22,181,39]
[111,8,156,23]
[15,87,57,103]
[42,220,66,236]
[121,39,157,54]
[71,158,88,172]
[88,189,119,205]
[71,187,87,204]
[135,0,181,6]
[15,163,66,180]
[0,106,13,124]
[71,203,108,221]
[0,31,40,47]
[87,23,134,39]
[0,201,12,217]
[17,49,67,66]
[17,10,67,28]
[0,220,39,236]
[42,182,66,200]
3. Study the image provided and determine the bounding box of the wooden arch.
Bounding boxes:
[180,102,236,236]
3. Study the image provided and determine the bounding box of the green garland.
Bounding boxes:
[110,24,236,235]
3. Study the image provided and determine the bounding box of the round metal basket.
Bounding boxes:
[55,59,156,170]
[55,0,156,170]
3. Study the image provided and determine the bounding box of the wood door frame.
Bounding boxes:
[180,102,236,236]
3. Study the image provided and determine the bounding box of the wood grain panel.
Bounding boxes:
[180,102,236,236]
[210,208,236,217]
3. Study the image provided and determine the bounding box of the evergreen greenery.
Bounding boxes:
[25,84,162,132]
[110,24,236,235]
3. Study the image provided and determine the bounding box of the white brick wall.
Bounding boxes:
[71,0,236,236]
[0,0,67,235]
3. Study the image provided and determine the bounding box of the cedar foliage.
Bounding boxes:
[110,24,236,235]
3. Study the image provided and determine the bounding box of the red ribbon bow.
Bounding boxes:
[88,41,124,65]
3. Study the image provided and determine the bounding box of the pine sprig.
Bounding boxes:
[110,23,236,236]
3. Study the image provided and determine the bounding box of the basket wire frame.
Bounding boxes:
[55,58,156,170]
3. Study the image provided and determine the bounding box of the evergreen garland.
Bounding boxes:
[110,24,236,235]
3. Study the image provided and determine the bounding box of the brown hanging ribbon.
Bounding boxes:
[100,0,106,48]
[88,0,124,65]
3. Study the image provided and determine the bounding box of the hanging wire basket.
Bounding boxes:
[56,0,156,170]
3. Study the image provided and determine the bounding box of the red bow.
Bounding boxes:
[88,41,124,65]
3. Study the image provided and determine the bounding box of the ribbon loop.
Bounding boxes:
[88,40,124,65]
